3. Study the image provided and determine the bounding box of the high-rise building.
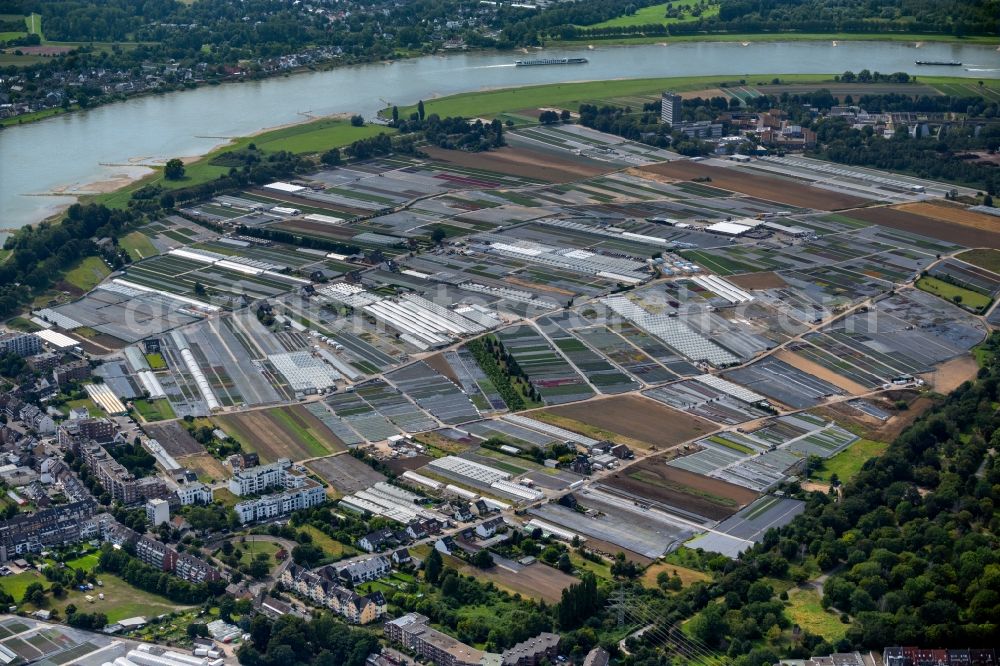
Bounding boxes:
[661,91,683,126]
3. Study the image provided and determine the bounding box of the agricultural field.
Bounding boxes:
[956,248,1000,274]
[637,161,868,210]
[62,256,110,292]
[497,325,594,405]
[306,454,386,495]
[916,276,992,311]
[604,457,759,521]
[812,438,889,483]
[132,398,175,422]
[843,205,1000,249]
[532,394,716,449]
[119,231,159,260]
[144,422,205,457]
[215,406,346,462]
[177,452,229,483]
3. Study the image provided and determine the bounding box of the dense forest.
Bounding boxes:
[238,613,379,666]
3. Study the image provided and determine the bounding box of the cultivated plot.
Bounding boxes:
[215,405,345,462]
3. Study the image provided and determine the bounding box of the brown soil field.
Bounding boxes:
[896,201,1000,230]
[727,271,788,290]
[272,219,361,242]
[423,353,459,384]
[678,88,727,100]
[921,354,979,393]
[580,536,653,565]
[637,161,868,210]
[640,562,710,590]
[215,405,344,463]
[385,454,434,475]
[177,453,228,483]
[145,422,206,457]
[866,393,938,442]
[423,145,613,183]
[842,206,1000,249]
[467,561,578,603]
[533,395,716,450]
[603,459,758,521]
[800,481,834,494]
[776,349,870,396]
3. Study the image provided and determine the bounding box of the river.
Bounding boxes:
[1,40,998,231]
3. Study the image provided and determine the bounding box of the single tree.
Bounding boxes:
[164,158,185,180]
[417,100,425,121]
[424,547,443,584]
[472,549,494,569]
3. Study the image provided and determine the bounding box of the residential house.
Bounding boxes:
[335,555,392,585]
[359,528,398,553]
[501,632,560,666]
[475,517,506,539]
[435,536,457,555]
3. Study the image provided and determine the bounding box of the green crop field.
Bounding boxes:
[144,352,167,369]
[120,231,159,260]
[25,13,42,39]
[63,256,110,292]
[916,276,992,311]
[133,398,175,422]
[813,438,888,483]
[580,0,719,29]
